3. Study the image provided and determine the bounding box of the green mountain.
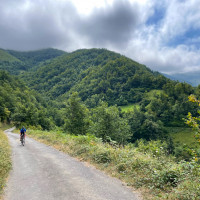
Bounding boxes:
[0,49,20,62]
[22,48,168,106]
[20,48,196,128]
[163,72,200,87]
[7,48,66,70]
[0,48,66,74]
[0,49,25,73]
[1,47,197,130]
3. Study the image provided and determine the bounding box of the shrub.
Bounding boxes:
[73,144,90,156]
[136,139,168,157]
[92,148,112,164]
[174,144,194,161]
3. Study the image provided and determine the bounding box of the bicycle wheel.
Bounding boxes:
[21,135,25,146]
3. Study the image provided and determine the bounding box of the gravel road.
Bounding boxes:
[4,128,141,200]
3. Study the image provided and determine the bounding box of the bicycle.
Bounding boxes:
[20,134,25,146]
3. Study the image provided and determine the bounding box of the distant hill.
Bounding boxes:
[162,72,200,87]
[21,48,169,106]
[0,49,20,62]
[0,48,66,74]
[7,48,66,69]
[0,49,25,73]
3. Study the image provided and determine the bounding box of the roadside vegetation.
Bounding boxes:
[27,128,200,200]
[0,123,12,198]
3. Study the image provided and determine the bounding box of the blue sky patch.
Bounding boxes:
[167,28,200,49]
[146,6,165,26]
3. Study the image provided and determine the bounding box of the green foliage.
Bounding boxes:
[89,101,131,145]
[126,108,166,141]
[0,71,55,129]
[138,81,197,126]
[0,128,11,196]
[1,47,198,132]
[0,49,20,62]
[92,147,112,163]
[186,95,200,139]
[64,92,89,135]
[0,48,65,75]
[173,144,195,161]
[0,49,25,74]
[168,127,196,146]
[185,94,200,163]
[17,48,168,106]
[7,48,65,68]
[120,103,140,112]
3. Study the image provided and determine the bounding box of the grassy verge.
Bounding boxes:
[0,123,13,131]
[27,129,200,199]
[0,125,12,198]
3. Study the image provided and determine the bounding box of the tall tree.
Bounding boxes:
[89,101,131,145]
[64,92,89,135]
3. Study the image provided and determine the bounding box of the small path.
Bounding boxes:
[4,129,141,200]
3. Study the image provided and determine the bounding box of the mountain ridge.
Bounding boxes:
[0,48,66,74]
[162,72,200,86]
[18,48,169,106]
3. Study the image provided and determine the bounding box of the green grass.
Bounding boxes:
[144,89,163,100]
[120,104,140,112]
[27,129,200,200]
[0,123,13,131]
[167,127,197,147]
[0,126,12,198]
[120,90,163,113]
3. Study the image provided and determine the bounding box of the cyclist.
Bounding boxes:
[20,126,26,141]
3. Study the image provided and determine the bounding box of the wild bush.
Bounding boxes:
[91,147,112,164]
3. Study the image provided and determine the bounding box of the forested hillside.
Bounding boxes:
[0,49,25,73]
[0,71,58,129]
[7,48,66,70]
[22,49,168,106]
[0,49,20,62]
[18,48,199,128]
[1,48,198,130]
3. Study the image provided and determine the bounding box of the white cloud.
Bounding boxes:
[70,0,114,15]
[120,0,200,74]
[0,0,199,74]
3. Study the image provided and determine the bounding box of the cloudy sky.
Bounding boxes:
[0,0,200,74]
